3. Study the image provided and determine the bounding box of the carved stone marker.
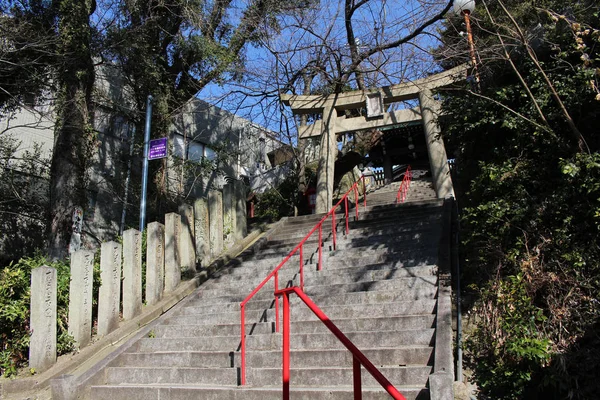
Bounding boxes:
[68,250,94,348]
[97,241,122,336]
[29,266,57,372]
[194,197,210,267]
[178,203,196,273]
[223,183,235,247]
[146,222,165,306]
[165,212,181,292]
[123,229,142,320]
[208,190,224,258]
[234,180,247,240]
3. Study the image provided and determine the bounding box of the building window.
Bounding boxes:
[204,146,217,161]
[173,135,186,158]
[188,141,204,162]
[172,134,216,163]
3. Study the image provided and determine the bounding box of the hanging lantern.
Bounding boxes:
[453,0,475,15]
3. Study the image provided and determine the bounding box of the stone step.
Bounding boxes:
[274,200,441,234]
[201,246,438,289]
[367,193,434,202]
[191,270,439,312]
[248,365,432,388]
[116,346,433,369]
[271,217,440,243]
[230,239,438,264]
[264,224,441,252]
[192,268,439,305]
[244,346,433,368]
[133,328,434,353]
[193,264,437,313]
[314,251,438,271]
[91,385,429,400]
[193,275,438,305]
[274,205,441,236]
[297,264,437,286]
[194,258,438,306]
[167,299,437,326]
[204,261,435,290]
[369,189,434,198]
[105,366,237,386]
[155,315,435,338]
[182,281,438,312]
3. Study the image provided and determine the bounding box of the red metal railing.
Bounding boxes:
[395,166,413,204]
[275,286,407,400]
[240,175,368,385]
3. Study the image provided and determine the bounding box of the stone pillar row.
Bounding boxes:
[29,182,247,372]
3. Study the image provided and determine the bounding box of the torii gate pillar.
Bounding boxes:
[316,106,338,213]
[419,89,455,199]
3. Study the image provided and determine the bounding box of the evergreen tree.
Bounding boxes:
[438,1,600,398]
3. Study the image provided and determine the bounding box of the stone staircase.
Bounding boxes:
[85,178,452,400]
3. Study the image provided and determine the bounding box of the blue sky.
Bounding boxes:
[198,0,450,137]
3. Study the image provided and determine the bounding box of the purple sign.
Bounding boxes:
[148,137,168,160]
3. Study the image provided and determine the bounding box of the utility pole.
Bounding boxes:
[139,95,153,232]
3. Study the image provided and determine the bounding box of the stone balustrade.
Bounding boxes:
[29,185,247,372]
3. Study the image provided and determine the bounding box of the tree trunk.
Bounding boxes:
[48,0,96,259]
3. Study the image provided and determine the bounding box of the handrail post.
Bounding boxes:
[396,166,412,204]
[318,224,323,271]
[282,291,291,400]
[345,196,349,235]
[241,304,246,385]
[299,245,304,291]
[353,356,362,400]
[275,287,407,399]
[332,212,337,250]
[275,272,279,333]
[354,186,359,219]
[241,175,368,387]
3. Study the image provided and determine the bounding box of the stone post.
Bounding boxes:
[97,241,122,336]
[29,266,57,372]
[146,222,165,306]
[165,212,181,292]
[208,190,224,258]
[315,106,337,213]
[234,180,247,240]
[194,197,210,267]
[223,183,235,247]
[178,203,196,273]
[419,89,454,199]
[68,250,94,349]
[122,229,142,320]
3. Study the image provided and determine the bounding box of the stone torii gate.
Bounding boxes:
[280,65,467,214]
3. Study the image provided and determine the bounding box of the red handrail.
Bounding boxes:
[395,166,413,204]
[275,286,407,400]
[240,175,368,385]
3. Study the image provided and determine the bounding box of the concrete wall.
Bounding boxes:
[168,98,287,197]
[0,72,275,249]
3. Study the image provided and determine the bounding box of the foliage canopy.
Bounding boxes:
[438,0,600,397]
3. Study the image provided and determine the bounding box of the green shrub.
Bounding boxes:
[255,175,300,220]
[0,253,103,377]
[466,274,552,399]
[0,255,73,377]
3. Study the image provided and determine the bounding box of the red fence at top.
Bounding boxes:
[396,165,412,204]
[276,286,407,400]
[239,175,368,385]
